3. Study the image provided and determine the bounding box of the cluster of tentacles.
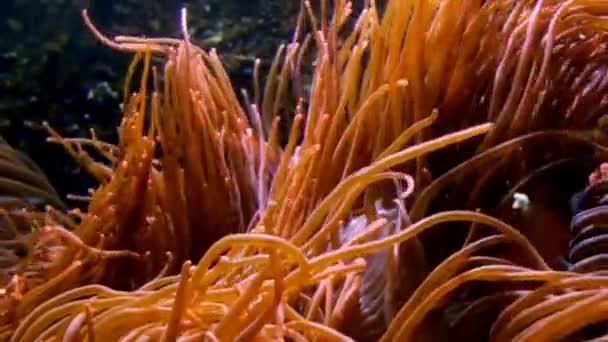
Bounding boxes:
[0,136,64,289]
[2,0,608,340]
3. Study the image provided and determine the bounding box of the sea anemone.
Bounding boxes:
[2,0,608,340]
[0,136,63,288]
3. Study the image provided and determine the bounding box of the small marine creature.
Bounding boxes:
[512,192,530,212]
